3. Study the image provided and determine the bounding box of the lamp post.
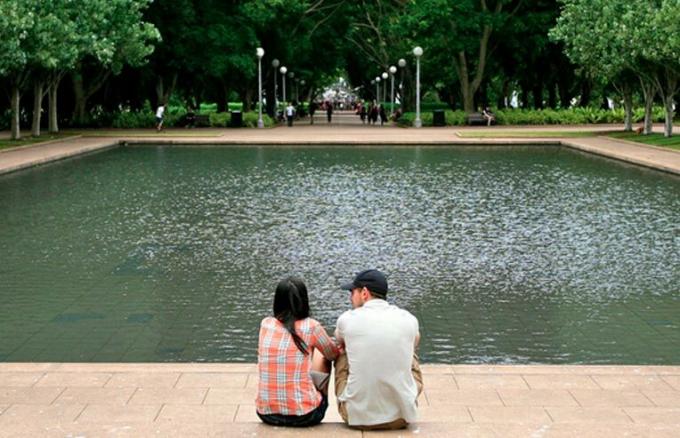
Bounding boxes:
[381,72,388,104]
[300,79,306,101]
[256,47,265,128]
[398,58,406,104]
[272,59,280,106]
[389,65,397,116]
[279,66,287,103]
[288,71,295,102]
[375,76,380,103]
[413,46,423,128]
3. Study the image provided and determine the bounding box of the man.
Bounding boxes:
[155,103,165,132]
[335,269,423,430]
[286,102,295,127]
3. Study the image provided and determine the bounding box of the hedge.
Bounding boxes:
[396,107,670,127]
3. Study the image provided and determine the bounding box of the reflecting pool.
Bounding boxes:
[0,145,678,363]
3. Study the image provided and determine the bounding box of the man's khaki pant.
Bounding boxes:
[334,352,424,430]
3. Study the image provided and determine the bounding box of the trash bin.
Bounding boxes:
[433,109,445,126]
[230,111,242,128]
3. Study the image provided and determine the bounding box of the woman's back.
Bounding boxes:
[257,316,337,415]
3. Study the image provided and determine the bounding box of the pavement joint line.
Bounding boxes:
[73,403,88,422]
[201,387,210,405]
[172,372,182,389]
[543,407,555,422]
[466,406,475,422]
[567,389,582,407]
[50,387,68,405]
[126,387,139,405]
[153,403,164,422]
[496,389,506,407]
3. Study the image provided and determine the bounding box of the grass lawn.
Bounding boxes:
[66,129,225,138]
[455,130,600,138]
[0,133,77,151]
[608,132,680,150]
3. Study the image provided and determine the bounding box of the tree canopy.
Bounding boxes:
[1,0,677,135]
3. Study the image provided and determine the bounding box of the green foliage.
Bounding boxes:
[242,112,274,128]
[397,107,668,127]
[111,110,180,128]
[209,112,231,127]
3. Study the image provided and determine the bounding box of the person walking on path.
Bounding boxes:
[326,101,333,123]
[335,269,423,430]
[286,102,295,127]
[155,103,165,132]
[379,104,387,126]
[256,277,340,427]
[359,102,367,124]
[309,100,318,125]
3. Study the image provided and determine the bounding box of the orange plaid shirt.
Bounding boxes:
[256,316,339,415]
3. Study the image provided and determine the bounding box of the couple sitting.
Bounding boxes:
[256,269,423,429]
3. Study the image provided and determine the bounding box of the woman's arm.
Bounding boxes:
[312,322,340,360]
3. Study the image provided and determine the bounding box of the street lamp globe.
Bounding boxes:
[371,80,375,84]
[375,76,380,82]
[389,66,397,74]
[398,58,406,68]
[272,58,279,68]
[413,46,423,57]
[280,66,287,74]
[288,71,294,79]
[300,80,306,85]
[256,47,265,58]
[382,72,388,80]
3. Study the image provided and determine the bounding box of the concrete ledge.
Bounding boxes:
[1,363,679,437]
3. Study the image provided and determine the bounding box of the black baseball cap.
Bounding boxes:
[340,269,388,297]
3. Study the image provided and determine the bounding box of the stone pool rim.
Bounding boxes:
[1,135,679,177]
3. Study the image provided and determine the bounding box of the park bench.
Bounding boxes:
[194,114,210,127]
[466,112,495,125]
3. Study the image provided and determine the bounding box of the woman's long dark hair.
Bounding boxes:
[273,276,310,355]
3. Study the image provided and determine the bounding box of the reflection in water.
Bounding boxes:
[0,146,678,363]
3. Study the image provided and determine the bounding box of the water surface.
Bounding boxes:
[0,145,678,363]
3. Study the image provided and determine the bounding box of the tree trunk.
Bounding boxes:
[11,84,21,140]
[72,72,87,124]
[640,78,656,135]
[32,81,44,137]
[623,87,633,132]
[548,83,557,109]
[663,94,674,138]
[578,78,591,107]
[48,80,59,133]
[243,88,253,112]
[156,74,178,105]
[532,79,543,109]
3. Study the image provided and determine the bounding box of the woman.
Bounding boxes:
[256,277,339,427]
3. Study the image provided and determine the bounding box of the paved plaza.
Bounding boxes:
[1,120,679,436]
[1,115,679,177]
[1,363,679,437]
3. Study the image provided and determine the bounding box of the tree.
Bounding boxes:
[402,0,521,113]
[71,0,158,124]
[551,0,679,136]
[0,0,35,139]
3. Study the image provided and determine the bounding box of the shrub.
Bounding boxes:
[111,110,181,129]
[396,107,668,127]
[242,112,274,128]
[209,112,231,127]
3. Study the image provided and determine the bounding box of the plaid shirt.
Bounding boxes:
[256,316,339,415]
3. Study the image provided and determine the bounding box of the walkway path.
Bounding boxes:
[1,124,679,176]
[1,363,679,437]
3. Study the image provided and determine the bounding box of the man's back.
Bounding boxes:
[335,299,419,426]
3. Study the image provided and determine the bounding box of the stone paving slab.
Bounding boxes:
[1,363,679,437]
